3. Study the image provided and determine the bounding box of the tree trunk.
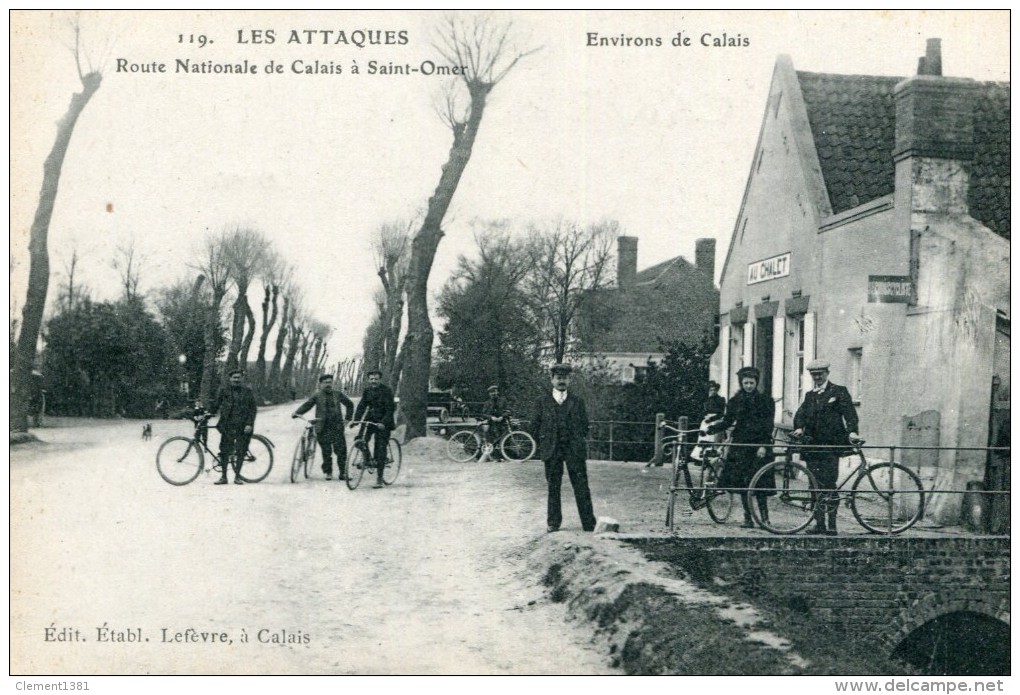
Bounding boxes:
[281,322,302,400]
[254,284,278,397]
[267,296,289,398]
[398,83,491,438]
[238,300,256,373]
[225,283,248,371]
[383,286,405,384]
[199,286,227,405]
[11,72,101,432]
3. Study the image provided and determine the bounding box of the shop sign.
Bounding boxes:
[747,252,790,285]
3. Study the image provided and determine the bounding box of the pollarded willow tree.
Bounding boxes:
[11,19,102,432]
[396,15,538,438]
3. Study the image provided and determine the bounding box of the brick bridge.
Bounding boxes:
[636,536,1010,674]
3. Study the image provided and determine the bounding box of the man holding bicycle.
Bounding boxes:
[481,385,509,458]
[352,369,396,489]
[210,369,257,485]
[292,374,354,480]
[793,359,861,535]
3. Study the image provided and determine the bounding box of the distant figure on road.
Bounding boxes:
[293,373,354,481]
[352,369,396,489]
[707,366,775,529]
[210,369,257,485]
[531,363,597,533]
[481,384,509,458]
[701,380,726,426]
[793,359,861,536]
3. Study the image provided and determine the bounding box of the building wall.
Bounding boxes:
[713,64,1009,526]
[716,68,823,401]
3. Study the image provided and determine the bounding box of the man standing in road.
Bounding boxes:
[293,373,354,481]
[481,384,508,457]
[793,359,861,535]
[352,369,396,489]
[531,363,597,533]
[210,368,257,485]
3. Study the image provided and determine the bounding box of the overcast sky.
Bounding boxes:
[9,10,1010,362]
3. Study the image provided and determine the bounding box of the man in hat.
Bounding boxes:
[531,363,597,533]
[707,366,775,528]
[352,369,396,489]
[481,384,509,456]
[793,359,861,535]
[293,373,354,480]
[210,369,257,485]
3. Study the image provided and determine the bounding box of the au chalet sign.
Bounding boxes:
[747,252,790,285]
[867,275,912,303]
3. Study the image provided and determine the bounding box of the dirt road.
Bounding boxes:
[10,406,615,674]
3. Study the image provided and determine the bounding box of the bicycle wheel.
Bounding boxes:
[447,430,481,462]
[303,434,317,479]
[238,434,274,483]
[156,436,204,486]
[289,439,305,483]
[851,462,926,534]
[382,439,402,485]
[750,460,818,534]
[346,446,366,490]
[500,430,536,461]
[701,461,734,523]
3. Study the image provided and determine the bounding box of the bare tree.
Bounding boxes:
[221,226,270,373]
[372,219,412,389]
[55,246,90,313]
[254,255,288,398]
[11,19,102,431]
[267,282,296,400]
[525,219,618,363]
[281,300,306,400]
[396,15,538,438]
[112,240,143,302]
[193,232,233,404]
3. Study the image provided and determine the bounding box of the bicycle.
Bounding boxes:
[156,412,275,486]
[346,420,402,490]
[660,421,734,528]
[290,417,320,483]
[446,415,536,463]
[748,435,926,535]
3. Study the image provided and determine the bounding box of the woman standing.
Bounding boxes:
[707,366,775,528]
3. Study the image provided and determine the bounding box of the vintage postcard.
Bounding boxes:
[9,10,1010,684]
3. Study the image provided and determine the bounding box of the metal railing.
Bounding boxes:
[657,415,1010,535]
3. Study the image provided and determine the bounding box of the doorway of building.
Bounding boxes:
[755,317,773,396]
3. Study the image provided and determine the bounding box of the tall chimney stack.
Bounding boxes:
[617,236,638,289]
[925,38,942,76]
[695,238,716,281]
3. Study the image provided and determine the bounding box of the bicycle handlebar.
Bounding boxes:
[658,422,703,435]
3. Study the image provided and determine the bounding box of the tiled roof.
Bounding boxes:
[580,257,718,353]
[970,81,1011,240]
[797,71,900,214]
[796,71,1010,240]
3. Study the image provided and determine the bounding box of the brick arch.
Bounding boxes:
[881,592,1011,652]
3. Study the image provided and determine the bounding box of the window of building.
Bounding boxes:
[622,365,635,383]
[849,348,863,404]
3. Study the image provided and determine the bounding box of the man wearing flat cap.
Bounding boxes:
[352,369,396,489]
[793,359,861,535]
[531,363,597,533]
[210,368,257,485]
[481,384,508,457]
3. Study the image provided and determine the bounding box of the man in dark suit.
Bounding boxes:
[532,363,597,533]
[793,359,861,535]
[210,368,258,485]
[293,373,354,480]
[352,369,396,489]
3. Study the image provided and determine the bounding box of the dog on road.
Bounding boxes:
[142,423,152,441]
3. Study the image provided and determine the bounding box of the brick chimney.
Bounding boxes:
[617,236,638,288]
[894,38,979,165]
[695,238,716,281]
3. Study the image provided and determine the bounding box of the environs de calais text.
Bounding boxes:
[586,31,750,48]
